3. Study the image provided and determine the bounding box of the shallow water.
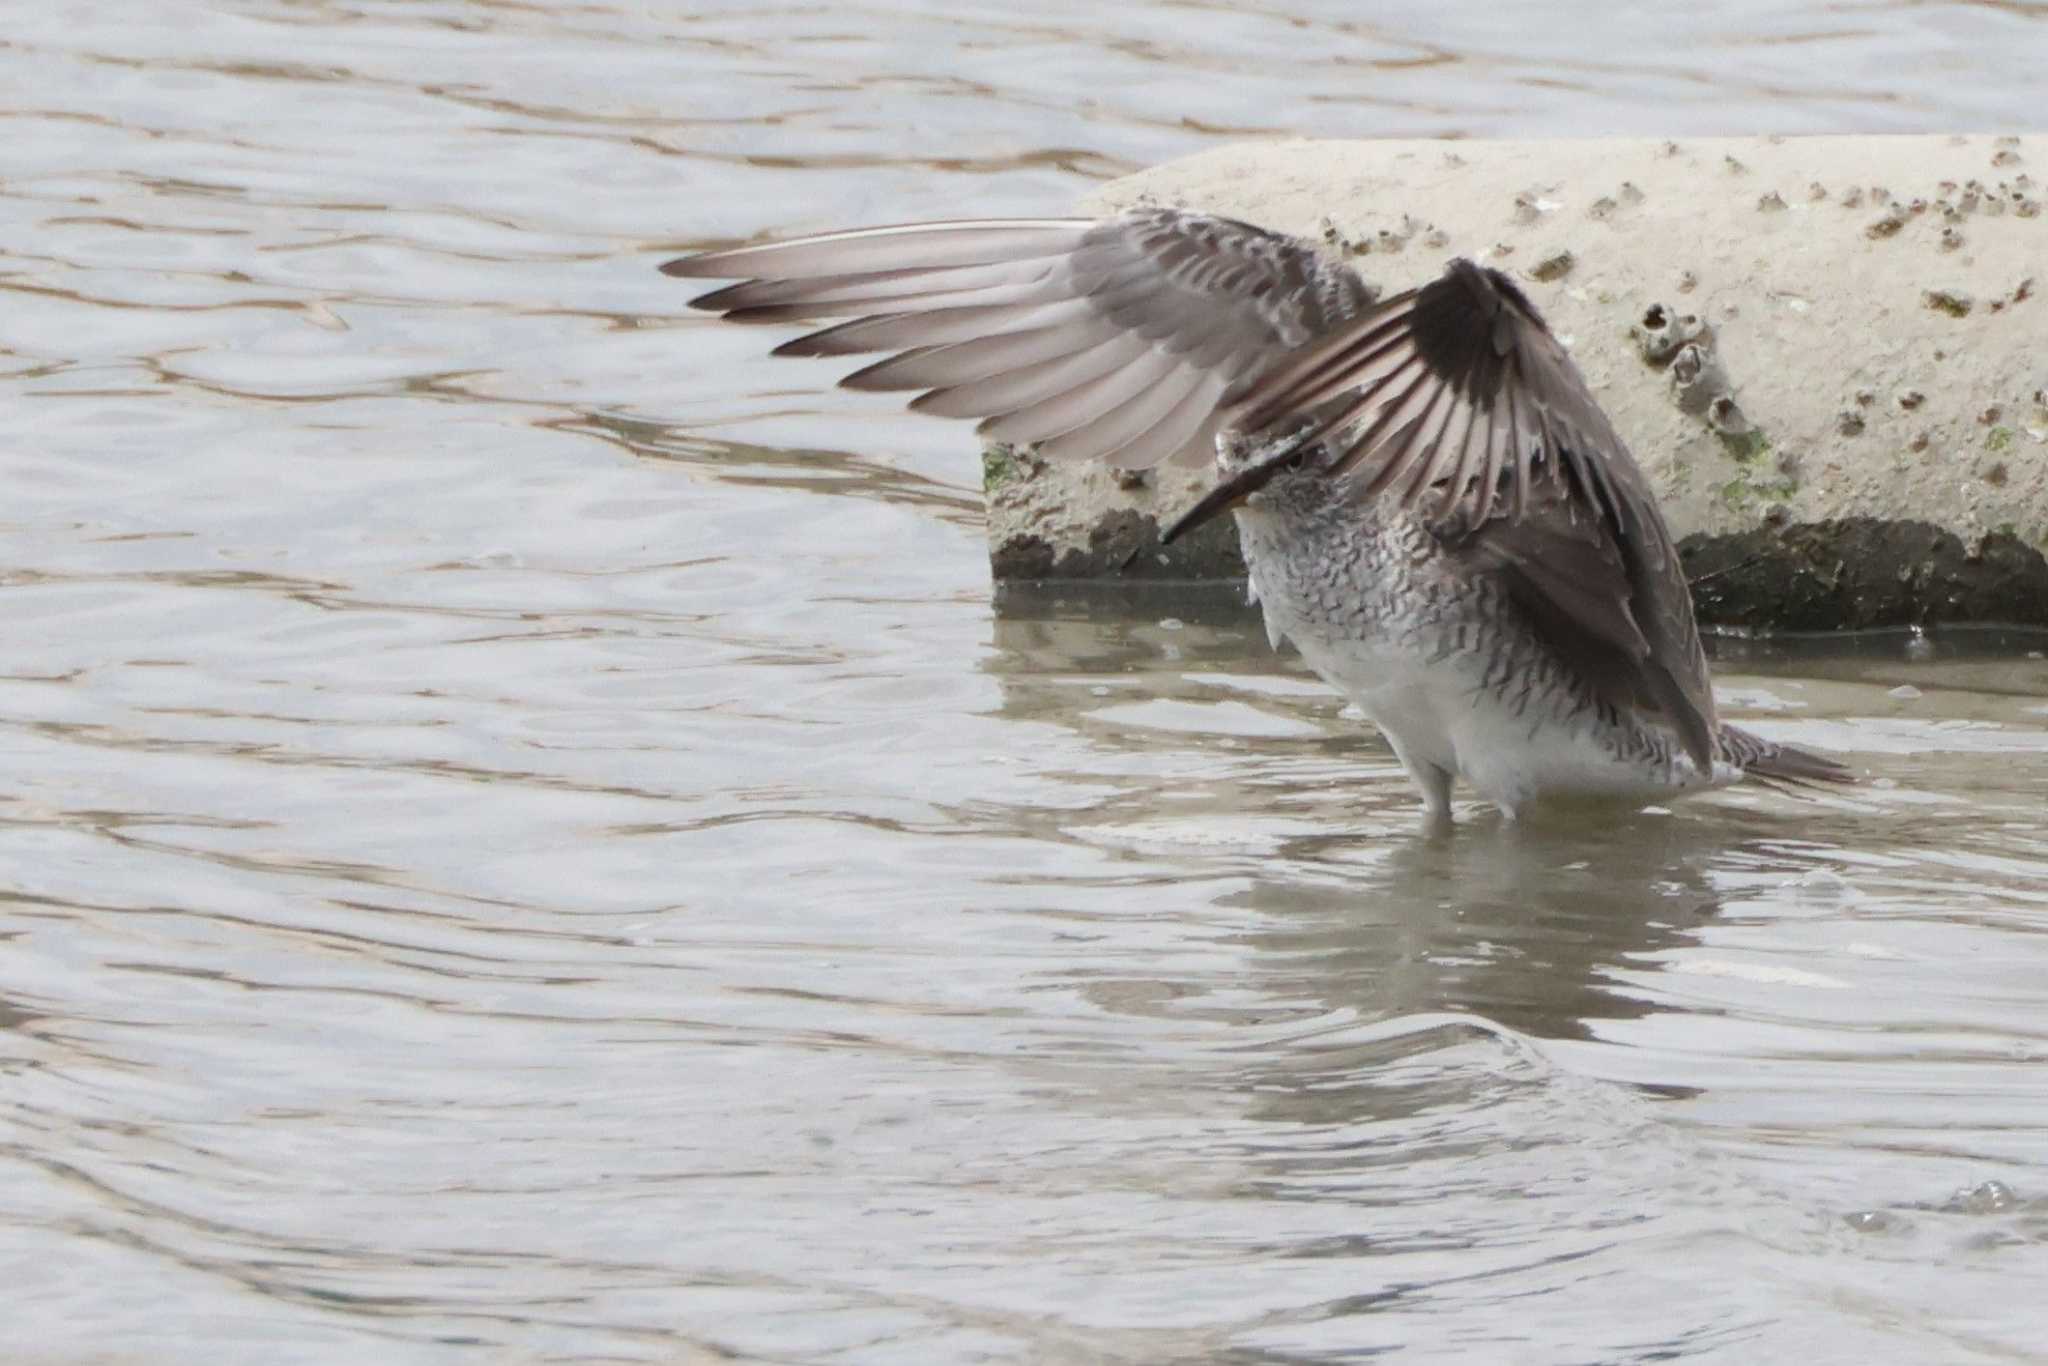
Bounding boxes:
[5,2,2048,1362]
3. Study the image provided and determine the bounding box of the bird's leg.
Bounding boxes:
[1385,735,1455,827]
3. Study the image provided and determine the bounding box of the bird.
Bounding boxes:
[663,208,1849,825]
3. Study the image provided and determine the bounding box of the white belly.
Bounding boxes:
[1235,501,1731,817]
[1267,604,1718,815]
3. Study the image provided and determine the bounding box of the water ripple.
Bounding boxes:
[4,1,2048,1361]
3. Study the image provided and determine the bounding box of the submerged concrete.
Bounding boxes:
[984,135,2048,628]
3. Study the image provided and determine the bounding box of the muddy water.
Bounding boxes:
[5,3,2048,1362]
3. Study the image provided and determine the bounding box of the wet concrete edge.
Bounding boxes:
[989,473,2048,631]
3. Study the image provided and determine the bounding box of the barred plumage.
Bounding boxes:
[666,208,1850,822]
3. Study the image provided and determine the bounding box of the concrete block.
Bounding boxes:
[985,135,2048,628]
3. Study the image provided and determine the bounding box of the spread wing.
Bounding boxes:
[1236,259,1717,769]
[668,221,1713,767]
[661,210,1380,469]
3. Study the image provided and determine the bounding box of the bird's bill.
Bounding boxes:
[1157,445,1302,547]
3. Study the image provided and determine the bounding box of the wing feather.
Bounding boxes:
[689,257,1057,313]
[839,321,1121,391]
[908,335,1151,418]
[662,219,1093,278]
[1106,371,1230,471]
[1039,364,1205,464]
[976,348,1181,444]
[667,209,1381,467]
[1231,258,1716,769]
[778,297,1102,357]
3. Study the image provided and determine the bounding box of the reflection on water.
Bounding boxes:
[978,596,2048,1360]
[5,1,2048,1361]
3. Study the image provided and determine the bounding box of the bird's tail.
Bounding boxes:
[1718,723,1855,790]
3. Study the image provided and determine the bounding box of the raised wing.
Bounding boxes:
[668,222,1713,768]
[1236,259,1717,769]
[662,210,1380,469]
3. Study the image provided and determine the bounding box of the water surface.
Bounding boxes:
[4,3,2048,1361]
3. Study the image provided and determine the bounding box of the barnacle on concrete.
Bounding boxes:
[1669,342,1730,415]
[1631,303,1706,365]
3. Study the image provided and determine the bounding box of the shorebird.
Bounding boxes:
[665,208,1848,823]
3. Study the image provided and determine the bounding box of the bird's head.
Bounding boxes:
[1157,423,1321,548]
